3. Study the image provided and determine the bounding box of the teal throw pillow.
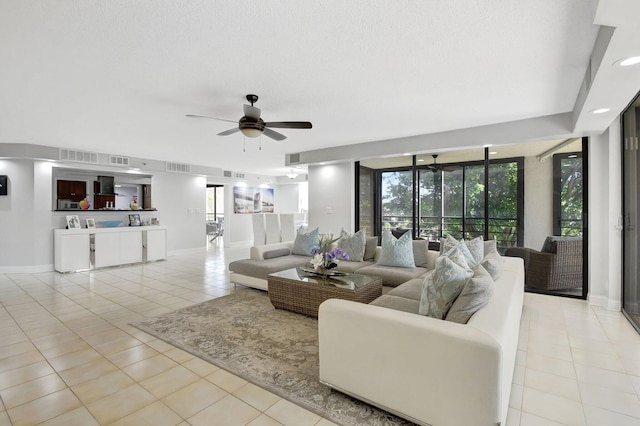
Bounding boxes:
[291,227,320,256]
[378,230,414,268]
[337,229,366,262]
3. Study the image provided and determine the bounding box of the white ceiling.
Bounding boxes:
[1,0,639,177]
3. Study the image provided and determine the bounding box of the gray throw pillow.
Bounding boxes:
[419,256,473,319]
[484,239,497,256]
[465,236,484,265]
[441,246,472,273]
[291,227,320,256]
[378,230,414,268]
[446,264,494,324]
[364,237,378,261]
[481,249,503,280]
[263,248,291,259]
[337,229,366,262]
[412,239,430,268]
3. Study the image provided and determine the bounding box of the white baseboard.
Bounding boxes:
[0,264,54,274]
[588,294,622,311]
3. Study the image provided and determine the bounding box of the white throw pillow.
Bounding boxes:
[378,230,414,268]
[419,256,473,319]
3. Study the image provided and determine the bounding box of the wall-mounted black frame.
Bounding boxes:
[0,175,7,196]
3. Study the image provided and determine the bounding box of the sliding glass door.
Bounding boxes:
[622,92,640,331]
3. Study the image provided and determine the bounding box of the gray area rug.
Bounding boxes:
[131,288,414,426]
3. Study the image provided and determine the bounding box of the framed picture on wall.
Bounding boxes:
[66,215,80,229]
[129,214,141,226]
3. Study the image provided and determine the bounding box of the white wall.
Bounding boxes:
[152,171,206,255]
[275,184,300,214]
[523,156,554,250]
[308,163,354,235]
[588,124,622,310]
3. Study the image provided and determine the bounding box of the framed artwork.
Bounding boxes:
[66,215,80,229]
[129,214,141,226]
[0,175,6,196]
[86,218,95,228]
[233,186,275,214]
[150,217,159,225]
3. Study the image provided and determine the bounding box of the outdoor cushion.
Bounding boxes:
[541,236,583,253]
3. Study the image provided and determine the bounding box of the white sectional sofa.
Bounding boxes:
[318,256,524,426]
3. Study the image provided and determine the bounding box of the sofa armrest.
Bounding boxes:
[318,300,502,426]
[249,242,294,260]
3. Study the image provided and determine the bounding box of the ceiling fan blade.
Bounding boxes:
[243,105,261,120]
[265,121,312,129]
[262,128,287,141]
[185,114,237,123]
[217,127,241,136]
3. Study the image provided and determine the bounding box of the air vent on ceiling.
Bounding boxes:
[109,155,130,167]
[166,162,191,173]
[235,172,245,179]
[223,170,232,178]
[59,149,98,164]
[289,153,301,164]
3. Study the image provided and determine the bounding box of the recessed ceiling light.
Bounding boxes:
[417,159,425,162]
[483,144,493,148]
[489,151,498,155]
[591,108,610,114]
[403,153,411,156]
[615,56,640,67]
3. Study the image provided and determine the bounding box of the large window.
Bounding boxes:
[381,170,413,232]
[553,153,583,236]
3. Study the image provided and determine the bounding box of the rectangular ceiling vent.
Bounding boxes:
[109,155,130,167]
[223,170,232,178]
[289,153,301,164]
[234,172,246,179]
[59,149,98,164]
[166,162,191,173]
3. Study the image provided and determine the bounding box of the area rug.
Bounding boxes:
[131,288,413,426]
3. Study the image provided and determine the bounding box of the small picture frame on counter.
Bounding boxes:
[129,214,141,226]
[86,218,95,229]
[150,217,159,225]
[66,215,80,229]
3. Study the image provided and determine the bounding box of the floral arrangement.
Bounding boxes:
[310,234,349,272]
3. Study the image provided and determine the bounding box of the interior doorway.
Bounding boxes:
[206,185,225,244]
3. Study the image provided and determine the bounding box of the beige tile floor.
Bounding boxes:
[1,242,640,425]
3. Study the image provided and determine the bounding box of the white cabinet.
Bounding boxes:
[54,232,91,272]
[54,226,166,272]
[145,228,167,262]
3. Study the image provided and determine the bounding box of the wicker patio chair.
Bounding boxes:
[505,237,583,291]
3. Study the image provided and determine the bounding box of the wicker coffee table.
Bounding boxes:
[267,267,383,317]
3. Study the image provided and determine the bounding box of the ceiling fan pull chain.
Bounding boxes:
[259,135,262,151]
[243,136,246,153]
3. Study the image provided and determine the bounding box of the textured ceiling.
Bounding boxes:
[1,0,638,176]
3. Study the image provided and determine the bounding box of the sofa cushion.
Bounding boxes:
[387,278,424,301]
[419,255,473,319]
[481,249,503,280]
[337,229,366,262]
[228,255,309,280]
[370,294,420,314]
[334,260,374,274]
[356,264,429,287]
[378,230,414,268]
[541,236,582,253]
[412,240,430,268]
[292,227,320,256]
[364,237,378,261]
[263,248,291,259]
[446,264,494,324]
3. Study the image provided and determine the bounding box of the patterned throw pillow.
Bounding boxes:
[441,246,473,273]
[291,227,320,256]
[378,230,414,268]
[465,236,485,265]
[419,256,473,319]
[337,229,366,262]
[481,249,503,280]
[441,235,480,267]
[446,264,494,324]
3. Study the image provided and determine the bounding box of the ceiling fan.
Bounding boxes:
[425,155,459,173]
[186,94,312,141]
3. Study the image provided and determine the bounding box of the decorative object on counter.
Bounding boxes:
[0,175,7,196]
[79,198,91,210]
[96,220,122,228]
[65,215,80,229]
[150,217,159,225]
[129,214,141,226]
[130,198,138,210]
[86,218,95,228]
[308,233,349,275]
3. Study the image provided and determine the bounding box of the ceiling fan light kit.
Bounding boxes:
[186,94,312,142]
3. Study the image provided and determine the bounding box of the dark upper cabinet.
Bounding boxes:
[57,180,86,201]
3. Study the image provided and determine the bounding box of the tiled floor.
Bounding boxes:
[1,242,640,426]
